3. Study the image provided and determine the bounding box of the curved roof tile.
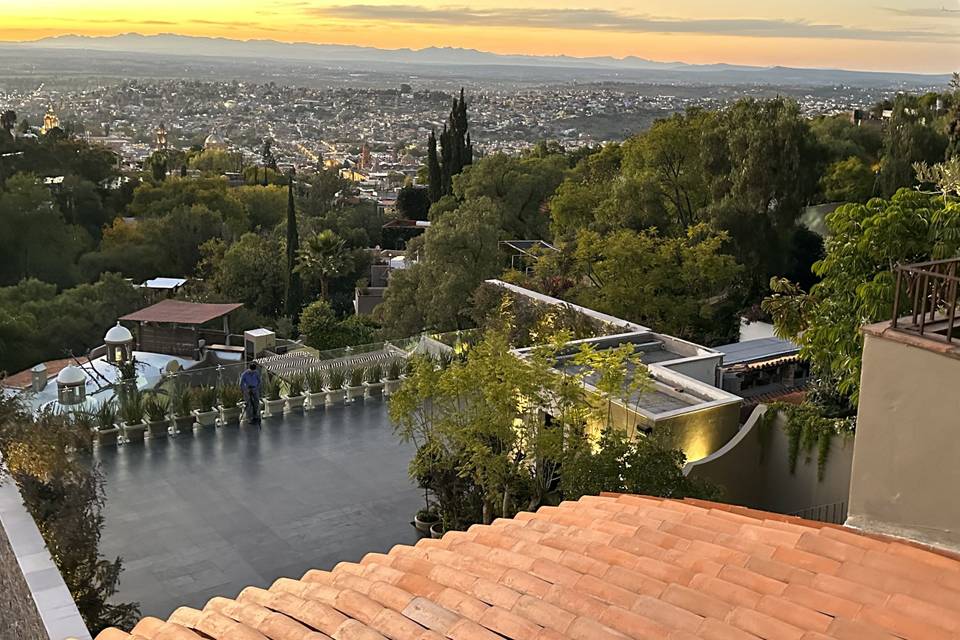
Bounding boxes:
[97,494,960,640]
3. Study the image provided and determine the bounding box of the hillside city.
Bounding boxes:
[1,26,959,640]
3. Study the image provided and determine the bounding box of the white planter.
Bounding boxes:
[364,381,384,399]
[384,378,402,395]
[193,409,218,429]
[306,391,326,410]
[264,397,286,417]
[146,419,169,438]
[173,415,194,435]
[93,427,119,446]
[220,404,241,425]
[285,395,306,412]
[345,385,365,403]
[325,388,345,406]
[122,422,147,442]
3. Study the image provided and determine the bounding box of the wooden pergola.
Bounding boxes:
[120,300,242,359]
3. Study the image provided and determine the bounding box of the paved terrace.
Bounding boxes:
[91,401,422,620]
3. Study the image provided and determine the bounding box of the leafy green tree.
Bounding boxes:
[0,398,140,633]
[555,225,743,345]
[298,299,380,350]
[549,143,623,237]
[821,156,876,203]
[188,148,242,174]
[295,229,349,302]
[202,234,285,317]
[395,184,431,221]
[437,88,473,197]
[879,96,948,196]
[763,189,960,403]
[234,185,286,231]
[148,151,167,182]
[427,129,442,203]
[0,173,89,287]
[810,113,883,165]
[0,109,15,133]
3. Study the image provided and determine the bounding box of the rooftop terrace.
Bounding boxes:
[92,401,421,620]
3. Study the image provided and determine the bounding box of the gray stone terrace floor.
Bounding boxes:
[92,400,423,620]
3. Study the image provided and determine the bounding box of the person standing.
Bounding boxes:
[240,362,262,426]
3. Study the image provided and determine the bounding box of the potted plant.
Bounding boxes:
[119,391,147,442]
[171,384,194,434]
[305,369,327,410]
[414,507,440,534]
[384,359,403,395]
[192,385,219,428]
[93,400,119,446]
[262,375,285,417]
[218,383,243,425]
[429,521,445,539]
[142,394,170,438]
[326,367,345,406]
[285,373,307,412]
[345,366,365,403]
[364,363,384,399]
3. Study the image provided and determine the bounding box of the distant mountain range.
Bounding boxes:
[2,33,950,87]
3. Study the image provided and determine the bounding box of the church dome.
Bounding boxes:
[104,322,133,345]
[56,365,86,386]
[204,133,226,150]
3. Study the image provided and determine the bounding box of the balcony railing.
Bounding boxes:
[892,258,960,343]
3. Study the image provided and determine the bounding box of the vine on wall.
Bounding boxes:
[757,402,856,481]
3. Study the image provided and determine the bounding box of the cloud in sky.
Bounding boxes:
[884,6,960,18]
[304,4,958,41]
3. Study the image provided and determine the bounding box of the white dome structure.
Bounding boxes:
[56,365,87,405]
[104,322,133,344]
[204,133,226,150]
[56,365,86,386]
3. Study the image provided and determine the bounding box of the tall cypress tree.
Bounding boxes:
[284,169,303,327]
[427,129,442,203]
[433,88,472,199]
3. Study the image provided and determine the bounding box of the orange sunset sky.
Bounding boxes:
[1,0,958,73]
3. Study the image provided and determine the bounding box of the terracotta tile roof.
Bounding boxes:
[95,495,960,640]
[2,356,88,390]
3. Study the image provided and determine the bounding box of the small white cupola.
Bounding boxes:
[56,365,87,405]
[104,322,134,364]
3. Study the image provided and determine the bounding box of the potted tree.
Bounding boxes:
[119,391,147,442]
[93,401,119,446]
[305,369,327,410]
[430,521,445,539]
[285,373,307,412]
[171,384,194,435]
[414,507,440,534]
[142,394,170,438]
[326,367,345,406]
[262,375,285,417]
[364,363,384,399]
[192,385,219,429]
[345,366,365,403]
[218,383,243,425]
[384,359,403,395]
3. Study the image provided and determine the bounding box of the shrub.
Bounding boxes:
[348,366,365,387]
[386,359,402,381]
[305,369,326,392]
[263,375,282,401]
[327,367,345,390]
[119,392,144,425]
[170,384,192,417]
[191,385,218,413]
[94,401,117,431]
[365,363,383,384]
[142,394,168,422]
[287,374,305,396]
[218,384,243,407]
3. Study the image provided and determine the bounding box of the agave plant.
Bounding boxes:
[287,373,306,397]
[365,363,383,384]
[119,391,145,425]
[348,366,365,388]
[326,367,345,390]
[306,369,326,393]
[170,384,192,418]
[386,359,402,381]
[94,401,118,432]
[263,375,282,401]
[191,385,218,413]
[218,383,243,407]
[142,394,169,422]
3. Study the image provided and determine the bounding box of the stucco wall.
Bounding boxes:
[653,402,742,463]
[848,330,960,549]
[684,406,854,515]
[660,356,721,387]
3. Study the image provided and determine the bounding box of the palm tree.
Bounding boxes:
[295,229,349,301]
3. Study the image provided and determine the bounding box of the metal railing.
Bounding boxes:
[892,258,960,343]
[790,501,848,525]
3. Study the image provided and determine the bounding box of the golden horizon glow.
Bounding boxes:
[1,1,958,74]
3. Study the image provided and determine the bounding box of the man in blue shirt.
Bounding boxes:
[239,362,262,425]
